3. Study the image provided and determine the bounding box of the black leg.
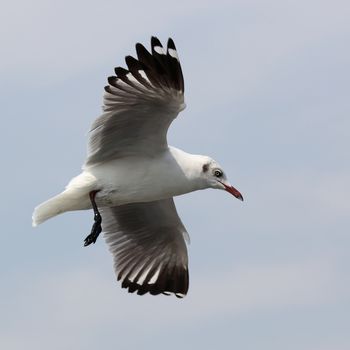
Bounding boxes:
[84,190,102,247]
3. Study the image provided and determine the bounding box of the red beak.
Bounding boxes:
[222,183,244,201]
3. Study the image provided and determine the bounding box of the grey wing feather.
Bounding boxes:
[102,198,189,297]
[85,37,185,166]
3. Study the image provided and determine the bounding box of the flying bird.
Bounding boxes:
[32,37,243,298]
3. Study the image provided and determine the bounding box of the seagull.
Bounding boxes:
[32,37,243,298]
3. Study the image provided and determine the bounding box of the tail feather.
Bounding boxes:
[32,193,67,226]
[32,190,88,227]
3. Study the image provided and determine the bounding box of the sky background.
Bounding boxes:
[1,0,350,349]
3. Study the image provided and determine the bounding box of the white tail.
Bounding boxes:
[32,189,89,226]
[32,192,69,226]
[32,172,97,227]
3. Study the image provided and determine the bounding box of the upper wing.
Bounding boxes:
[102,198,189,298]
[85,37,185,166]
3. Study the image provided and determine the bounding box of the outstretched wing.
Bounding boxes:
[85,37,185,166]
[102,198,189,298]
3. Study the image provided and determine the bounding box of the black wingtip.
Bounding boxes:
[104,85,112,93]
[114,66,128,77]
[107,76,117,85]
[151,36,162,48]
[106,37,184,98]
[167,38,176,50]
[118,262,189,298]
[135,42,146,54]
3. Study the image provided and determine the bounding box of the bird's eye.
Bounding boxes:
[214,170,223,178]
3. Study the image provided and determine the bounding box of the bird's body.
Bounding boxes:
[35,147,210,222]
[87,147,210,206]
[33,37,243,297]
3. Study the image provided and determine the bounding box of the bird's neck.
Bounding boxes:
[168,146,209,191]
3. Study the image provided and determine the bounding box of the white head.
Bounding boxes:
[200,157,243,201]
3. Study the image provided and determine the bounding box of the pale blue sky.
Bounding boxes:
[1,0,350,349]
